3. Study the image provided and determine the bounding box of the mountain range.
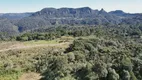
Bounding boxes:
[0,7,142,36]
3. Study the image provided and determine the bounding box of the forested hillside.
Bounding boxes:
[0,13,32,19]
[0,7,142,38]
[0,25,142,80]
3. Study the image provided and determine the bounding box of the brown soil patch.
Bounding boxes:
[19,72,42,80]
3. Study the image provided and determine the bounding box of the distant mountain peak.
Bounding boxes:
[77,7,92,10]
[110,10,125,14]
[109,10,129,17]
[100,8,105,11]
[40,8,56,12]
[32,7,94,17]
[99,8,107,14]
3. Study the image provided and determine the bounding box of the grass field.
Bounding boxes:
[23,40,59,45]
[0,36,74,80]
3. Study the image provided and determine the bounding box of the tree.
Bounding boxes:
[122,70,130,80]
[108,68,119,80]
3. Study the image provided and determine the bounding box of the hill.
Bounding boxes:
[0,13,32,19]
[0,7,142,38]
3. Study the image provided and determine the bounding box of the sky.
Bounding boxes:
[0,0,142,13]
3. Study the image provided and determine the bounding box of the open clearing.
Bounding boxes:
[0,41,70,52]
[19,72,42,80]
[0,37,73,53]
[0,36,73,80]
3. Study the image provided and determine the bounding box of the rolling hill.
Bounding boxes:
[0,7,142,36]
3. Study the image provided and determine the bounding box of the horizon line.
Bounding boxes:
[0,7,142,14]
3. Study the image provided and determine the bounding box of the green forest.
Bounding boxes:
[1,24,142,80]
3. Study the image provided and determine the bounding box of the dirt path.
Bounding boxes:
[19,72,42,80]
[0,42,70,53]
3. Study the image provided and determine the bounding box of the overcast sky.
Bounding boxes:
[0,0,141,13]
